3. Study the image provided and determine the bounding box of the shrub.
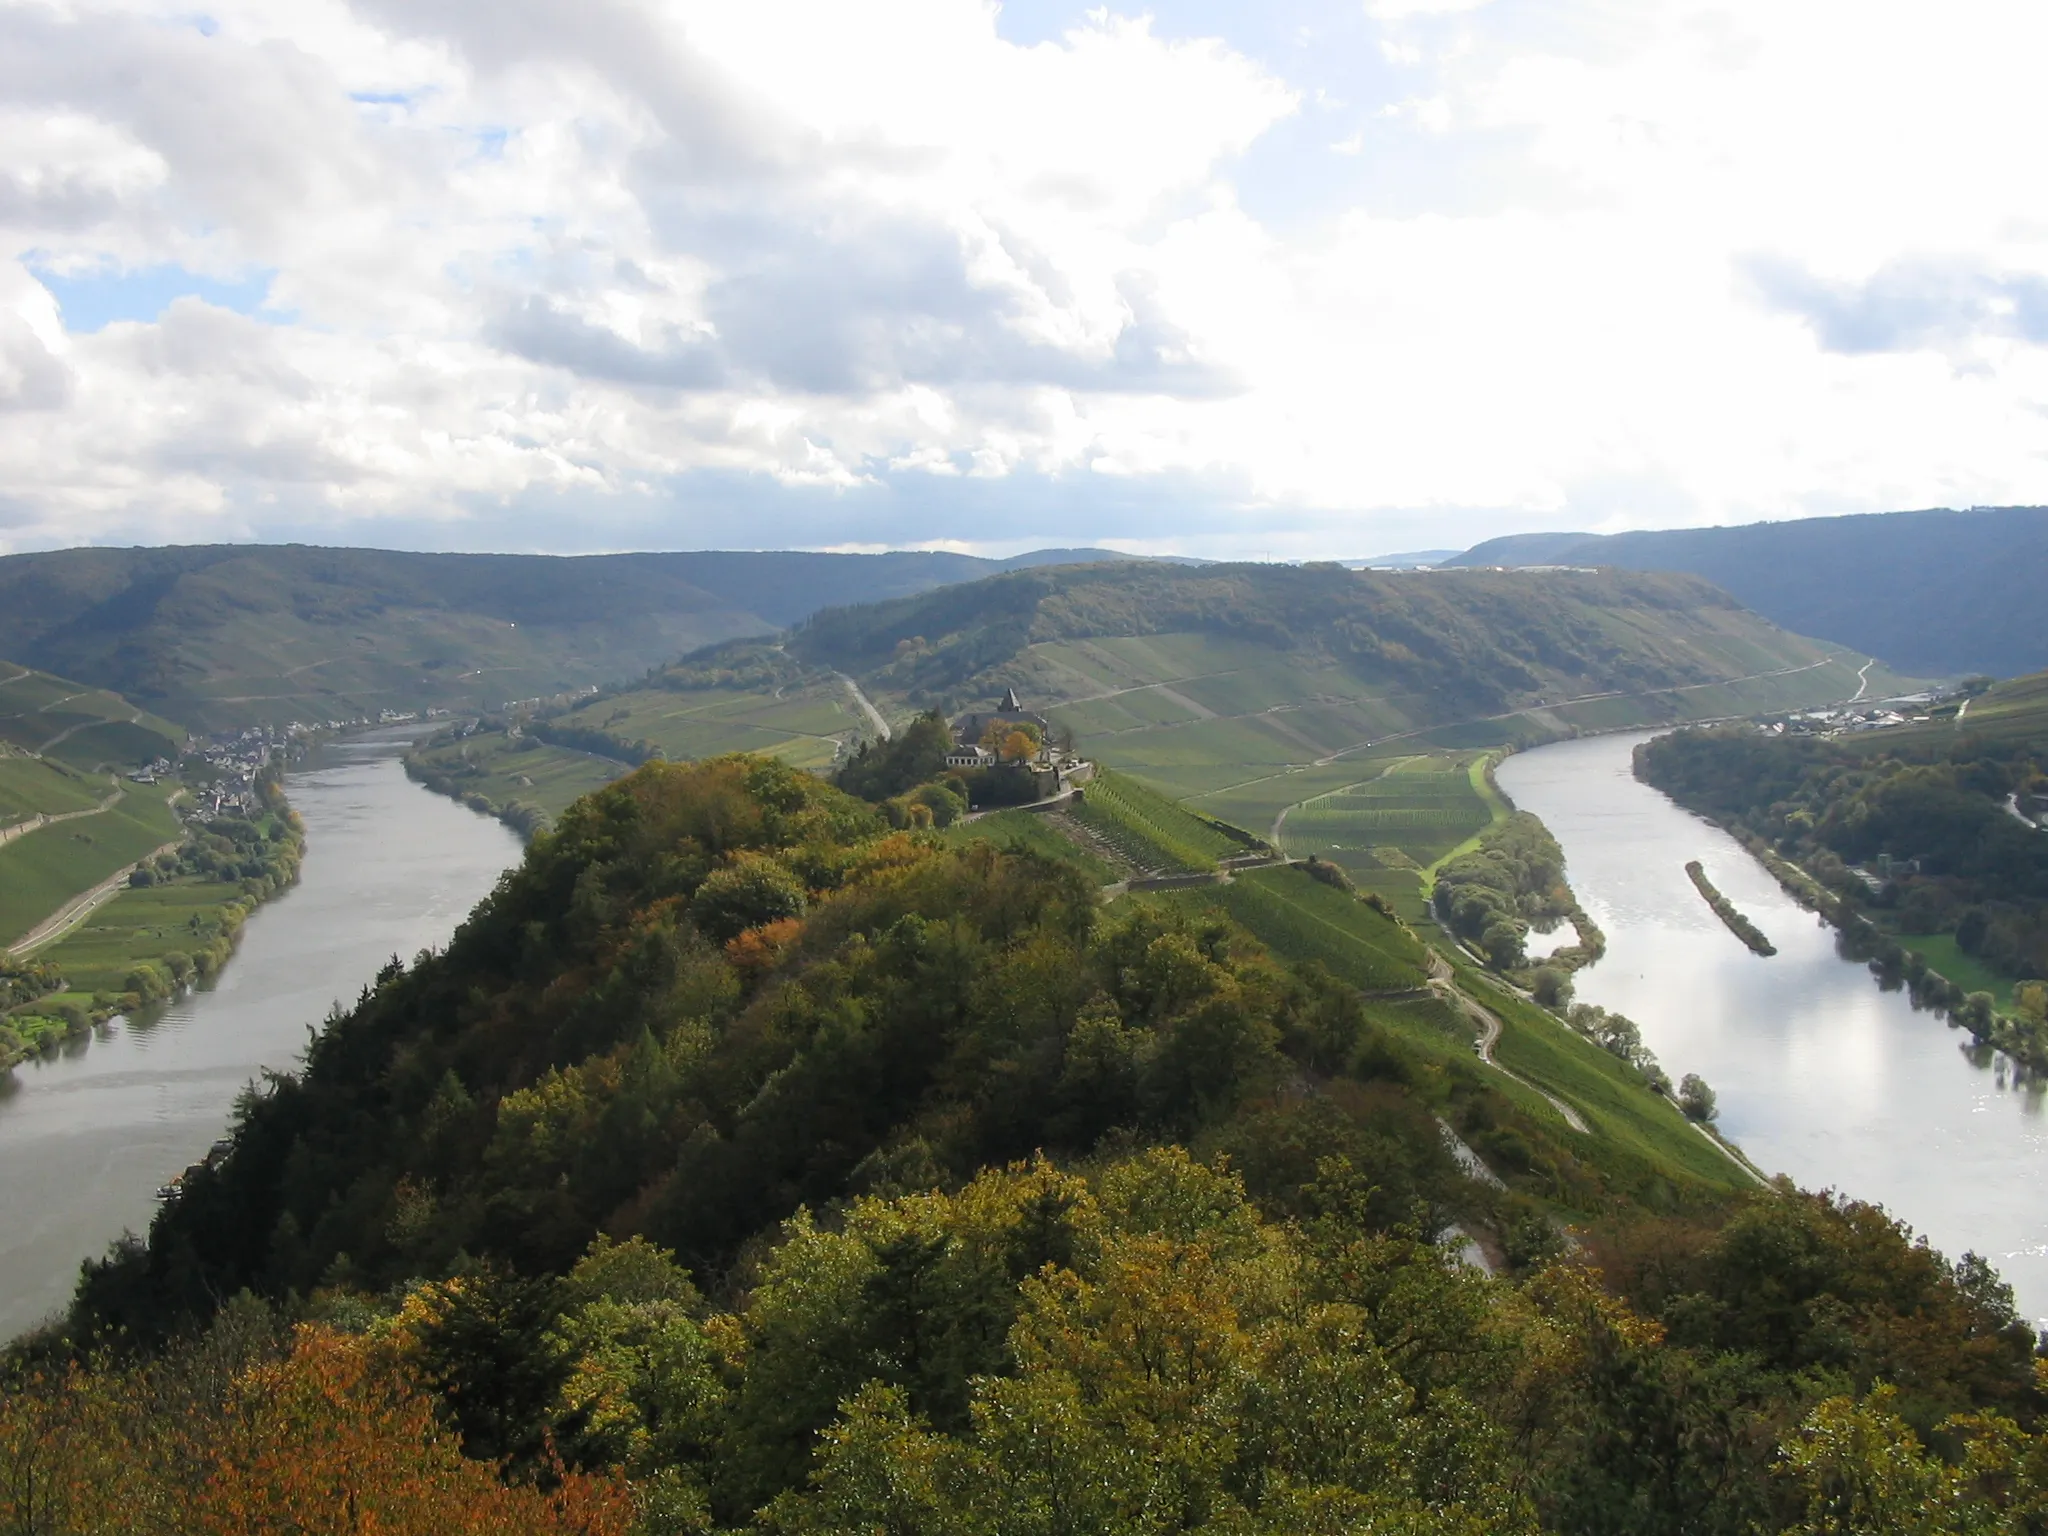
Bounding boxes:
[692,853,808,943]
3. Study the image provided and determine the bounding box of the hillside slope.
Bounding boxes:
[47,754,2047,1536]
[431,563,1906,862]
[785,562,1890,726]
[0,545,1143,730]
[1448,505,2048,678]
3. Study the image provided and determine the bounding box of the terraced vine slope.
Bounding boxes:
[796,564,1908,913]
[0,663,184,772]
[432,564,1914,888]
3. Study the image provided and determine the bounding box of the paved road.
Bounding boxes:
[12,837,183,953]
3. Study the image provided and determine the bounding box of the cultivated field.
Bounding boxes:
[0,665,182,766]
[1069,768,1245,875]
[0,781,183,947]
[36,882,239,996]
[1172,864,1429,992]
[405,730,626,827]
[0,756,110,829]
[936,809,1120,885]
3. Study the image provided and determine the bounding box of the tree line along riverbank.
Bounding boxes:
[1638,725,2048,1075]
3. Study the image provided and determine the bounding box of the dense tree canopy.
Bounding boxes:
[21,753,2048,1534]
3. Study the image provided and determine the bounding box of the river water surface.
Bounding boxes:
[1498,732,2048,1328]
[0,732,522,1339]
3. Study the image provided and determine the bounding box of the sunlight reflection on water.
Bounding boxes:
[1499,732,2048,1331]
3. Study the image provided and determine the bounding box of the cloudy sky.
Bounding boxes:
[3,0,2046,558]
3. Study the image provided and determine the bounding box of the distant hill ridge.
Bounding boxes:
[765,559,1882,722]
[1448,505,2048,678]
[0,544,1155,730]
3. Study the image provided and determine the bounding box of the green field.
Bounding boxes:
[1458,962,1752,1190]
[0,782,183,947]
[976,630,1902,909]
[405,730,626,829]
[551,679,860,769]
[35,882,243,994]
[409,678,864,829]
[1894,931,2017,1009]
[1274,755,1495,871]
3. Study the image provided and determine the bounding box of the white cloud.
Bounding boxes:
[0,0,2046,554]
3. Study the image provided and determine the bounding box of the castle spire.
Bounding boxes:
[1000,686,1022,711]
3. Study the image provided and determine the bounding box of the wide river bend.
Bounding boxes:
[1498,732,2048,1328]
[0,731,522,1340]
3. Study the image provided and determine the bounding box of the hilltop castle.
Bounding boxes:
[949,686,1050,750]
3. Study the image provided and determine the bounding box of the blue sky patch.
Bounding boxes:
[32,264,277,332]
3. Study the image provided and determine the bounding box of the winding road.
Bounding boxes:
[1427,949,1590,1133]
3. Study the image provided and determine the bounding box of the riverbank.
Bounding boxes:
[1497,728,2048,1328]
[0,733,524,1339]
[0,769,305,1075]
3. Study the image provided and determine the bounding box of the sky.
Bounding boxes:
[3,0,2048,560]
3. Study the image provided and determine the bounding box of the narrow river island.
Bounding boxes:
[0,730,523,1340]
[1499,731,2048,1329]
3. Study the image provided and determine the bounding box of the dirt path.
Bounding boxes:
[1427,948,1591,1133]
[10,837,182,954]
[1850,659,1875,702]
[838,673,891,742]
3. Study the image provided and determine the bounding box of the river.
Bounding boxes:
[0,731,523,1340]
[1498,732,2048,1328]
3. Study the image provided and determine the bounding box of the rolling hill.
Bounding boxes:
[432,563,1909,899]
[43,752,2046,1536]
[0,544,1148,731]
[1447,504,2048,678]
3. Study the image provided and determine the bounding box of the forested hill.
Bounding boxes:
[40,754,2048,1533]
[1447,504,2048,678]
[778,560,1881,721]
[0,544,1137,730]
